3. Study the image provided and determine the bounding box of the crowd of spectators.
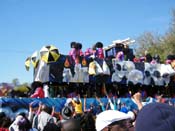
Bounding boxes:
[1,88,175,131]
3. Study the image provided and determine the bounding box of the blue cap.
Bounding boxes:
[120,107,128,113]
[135,103,175,131]
[30,100,41,108]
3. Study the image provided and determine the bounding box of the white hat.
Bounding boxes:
[14,115,24,124]
[73,97,79,103]
[9,115,24,131]
[95,110,133,131]
[64,98,72,106]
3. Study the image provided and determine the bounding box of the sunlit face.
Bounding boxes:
[101,119,132,131]
[102,125,129,131]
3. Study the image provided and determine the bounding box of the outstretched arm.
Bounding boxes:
[83,95,88,112]
[133,92,143,110]
[96,96,105,111]
[28,102,34,122]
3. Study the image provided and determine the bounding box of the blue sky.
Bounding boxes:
[0,0,174,84]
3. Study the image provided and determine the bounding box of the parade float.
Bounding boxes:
[26,38,175,97]
[1,38,175,119]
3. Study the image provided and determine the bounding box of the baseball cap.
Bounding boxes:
[135,103,175,131]
[30,100,41,108]
[95,110,134,131]
[64,98,72,106]
[120,107,128,113]
[61,106,72,120]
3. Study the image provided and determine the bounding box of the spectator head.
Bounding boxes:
[43,122,61,131]
[41,104,52,114]
[77,42,82,50]
[145,53,152,63]
[135,103,175,131]
[73,97,80,104]
[30,99,41,108]
[95,110,134,131]
[120,106,129,113]
[64,98,72,107]
[61,118,81,131]
[10,115,32,131]
[31,81,43,90]
[61,106,73,120]
[1,116,11,128]
[0,111,6,119]
[0,112,11,128]
[95,42,103,48]
[81,112,96,130]
[17,116,31,130]
[70,41,77,48]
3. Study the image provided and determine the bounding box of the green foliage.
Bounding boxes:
[12,78,20,86]
[12,78,30,87]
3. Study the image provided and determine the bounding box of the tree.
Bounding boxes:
[136,32,162,56]
[12,78,20,86]
[136,9,175,62]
